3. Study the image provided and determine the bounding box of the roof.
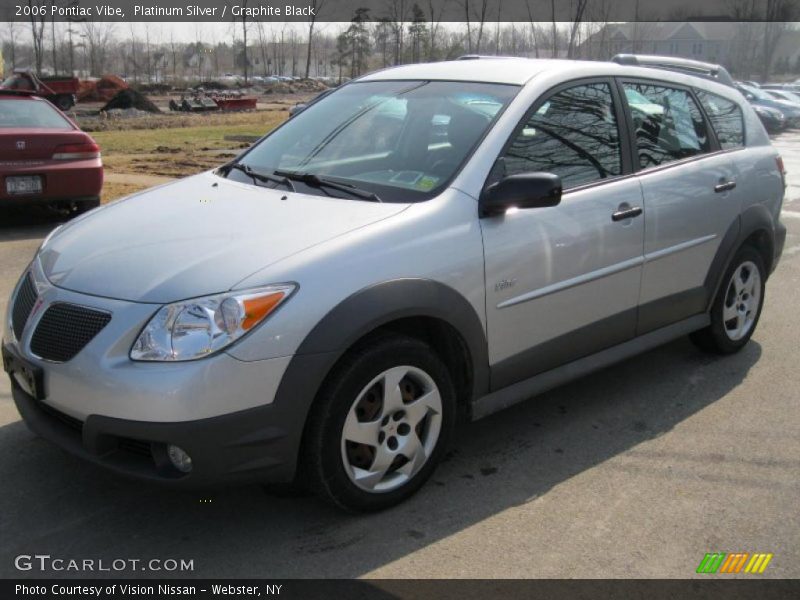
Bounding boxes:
[359,58,562,85]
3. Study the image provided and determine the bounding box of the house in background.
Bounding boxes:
[582,22,800,80]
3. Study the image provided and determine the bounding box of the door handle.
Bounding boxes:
[714,181,736,193]
[612,206,643,222]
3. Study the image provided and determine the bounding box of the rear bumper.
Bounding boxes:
[0,158,102,203]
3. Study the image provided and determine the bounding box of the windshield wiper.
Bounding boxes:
[274,170,382,203]
[223,162,295,192]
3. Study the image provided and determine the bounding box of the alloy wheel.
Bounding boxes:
[722,260,761,341]
[340,365,442,493]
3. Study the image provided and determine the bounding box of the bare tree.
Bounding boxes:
[494,0,503,54]
[240,0,250,84]
[5,20,19,70]
[525,0,540,58]
[426,0,447,60]
[28,0,48,74]
[374,18,392,67]
[128,22,139,83]
[762,0,795,80]
[463,0,471,52]
[168,27,179,84]
[386,0,409,64]
[473,0,489,53]
[255,21,271,76]
[82,21,114,76]
[566,0,590,58]
[305,0,326,77]
[408,3,428,62]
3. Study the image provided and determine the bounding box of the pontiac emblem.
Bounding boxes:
[16,141,25,150]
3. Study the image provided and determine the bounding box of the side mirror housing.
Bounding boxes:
[479,172,562,218]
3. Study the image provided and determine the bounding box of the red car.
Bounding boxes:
[0,91,102,214]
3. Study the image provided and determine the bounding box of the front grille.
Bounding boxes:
[30,303,111,362]
[11,273,37,340]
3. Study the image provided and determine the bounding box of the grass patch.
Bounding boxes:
[91,110,286,202]
[91,111,284,154]
[101,180,152,204]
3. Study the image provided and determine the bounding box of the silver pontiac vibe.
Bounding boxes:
[3,56,786,511]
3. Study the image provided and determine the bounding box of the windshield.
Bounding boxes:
[231,80,519,202]
[0,98,72,129]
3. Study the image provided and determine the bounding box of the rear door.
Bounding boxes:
[619,79,742,334]
[481,79,645,390]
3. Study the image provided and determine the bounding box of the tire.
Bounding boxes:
[302,334,456,512]
[690,245,766,354]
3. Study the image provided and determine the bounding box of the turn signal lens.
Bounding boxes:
[242,293,285,330]
[52,141,101,160]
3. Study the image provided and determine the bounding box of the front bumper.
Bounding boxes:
[2,260,316,487]
[4,341,308,487]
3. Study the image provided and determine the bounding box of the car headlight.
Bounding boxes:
[130,284,296,361]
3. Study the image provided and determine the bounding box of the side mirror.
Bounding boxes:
[479,172,562,218]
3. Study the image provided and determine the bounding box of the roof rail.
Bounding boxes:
[612,54,735,87]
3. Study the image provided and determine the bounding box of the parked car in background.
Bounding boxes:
[0,70,80,111]
[736,82,800,127]
[753,104,787,133]
[0,91,102,214]
[3,55,785,511]
[763,83,800,94]
[764,89,800,105]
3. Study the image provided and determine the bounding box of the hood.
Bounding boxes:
[39,172,409,303]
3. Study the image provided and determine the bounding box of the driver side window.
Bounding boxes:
[503,82,622,189]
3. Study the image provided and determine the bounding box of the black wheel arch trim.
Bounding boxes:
[270,279,489,479]
[704,204,778,312]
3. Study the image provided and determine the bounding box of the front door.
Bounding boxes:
[481,79,645,391]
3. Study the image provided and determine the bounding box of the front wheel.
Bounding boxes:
[302,335,456,512]
[691,246,766,354]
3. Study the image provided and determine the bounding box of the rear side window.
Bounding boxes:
[695,90,744,149]
[503,82,622,189]
[0,99,72,129]
[623,82,710,169]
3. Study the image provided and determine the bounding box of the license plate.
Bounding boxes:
[6,175,43,195]
[2,346,45,400]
